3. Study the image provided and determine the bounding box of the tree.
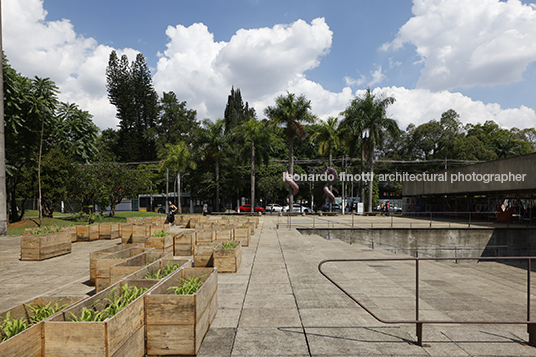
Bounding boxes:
[97,161,152,217]
[196,119,229,212]
[158,142,197,214]
[343,88,398,212]
[224,87,256,133]
[106,51,159,162]
[234,118,272,213]
[310,117,340,211]
[265,92,316,208]
[29,77,59,225]
[157,91,198,148]
[55,102,99,163]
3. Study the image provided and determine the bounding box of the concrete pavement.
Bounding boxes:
[2,215,536,356]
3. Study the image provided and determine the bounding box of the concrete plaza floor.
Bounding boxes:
[1,215,536,356]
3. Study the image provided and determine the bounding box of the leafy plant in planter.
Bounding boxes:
[221,240,239,249]
[144,261,183,279]
[66,284,147,322]
[29,226,62,235]
[1,300,69,342]
[152,229,170,237]
[167,276,206,295]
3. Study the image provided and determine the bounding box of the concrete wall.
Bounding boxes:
[403,153,536,196]
[299,228,536,258]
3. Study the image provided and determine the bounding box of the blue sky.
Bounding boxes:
[3,0,536,131]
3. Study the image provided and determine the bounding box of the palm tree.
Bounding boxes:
[310,117,340,211]
[265,92,315,208]
[196,118,229,212]
[235,118,272,213]
[341,88,398,212]
[158,141,196,214]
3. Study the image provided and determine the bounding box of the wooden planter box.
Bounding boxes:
[145,267,218,356]
[95,247,155,293]
[0,296,84,357]
[173,229,195,256]
[44,279,157,357]
[89,244,143,286]
[99,223,120,240]
[146,234,173,253]
[215,228,234,243]
[148,224,170,237]
[233,227,250,247]
[193,242,218,267]
[120,223,133,243]
[132,224,150,244]
[125,257,192,280]
[107,252,173,289]
[244,222,255,235]
[76,224,99,241]
[214,241,242,273]
[20,232,71,261]
[60,226,77,242]
[195,230,215,245]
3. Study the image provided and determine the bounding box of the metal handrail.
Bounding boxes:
[318,256,536,347]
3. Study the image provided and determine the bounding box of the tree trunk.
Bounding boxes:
[0,7,7,234]
[251,145,255,214]
[368,142,373,213]
[329,150,333,213]
[38,113,44,226]
[215,157,220,212]
[289,137,294,209]
[165,168,169,213]
[177,171,182,214]
[360,133,365,206]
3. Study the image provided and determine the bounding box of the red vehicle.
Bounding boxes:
[236,204,264,212]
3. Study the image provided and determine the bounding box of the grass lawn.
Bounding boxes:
[7,210,166,236]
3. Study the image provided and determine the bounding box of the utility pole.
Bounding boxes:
[0,0,8,235]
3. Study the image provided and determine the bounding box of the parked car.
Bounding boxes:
[321,203,341,212]
[236,204,265,213]
[283,204,312,213]
[265,203,283,213]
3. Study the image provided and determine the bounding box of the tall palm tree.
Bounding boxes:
[235,118,272,213]
[158,141,196,214]
[196,118,229,212]
[310,117,340,211]
[265,92,315,208]
[341,88,398,212]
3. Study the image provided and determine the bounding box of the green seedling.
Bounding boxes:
[152,229,170,237]
[30,226,61,235]
[0,312,29,342]
[144,261,182,279]
[221,241,238,249]
[23,300,69,324]
[67,284,147,322]
[167,276,206,295]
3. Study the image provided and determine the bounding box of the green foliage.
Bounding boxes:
[167,276,206,295]
[67,284,147,322]
[29,226,61,235]
[152,229,170,237]
[157,91,198,148]
[144,261,182,279]
[224,86,256,133]
[0,312,28,342]
[221,241,239,249]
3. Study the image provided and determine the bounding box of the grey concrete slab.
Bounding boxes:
[231,327,310,356]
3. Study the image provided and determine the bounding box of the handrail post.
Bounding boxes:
[416,257,422,345]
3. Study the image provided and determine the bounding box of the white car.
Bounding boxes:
[265,203,283,213]
[283,204,312,213]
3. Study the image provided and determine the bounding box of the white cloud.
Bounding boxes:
[376,86,536,130]
[368,65,386,86]
[383,0,536,91]
[3,0,536,134]
[153,18,333,120]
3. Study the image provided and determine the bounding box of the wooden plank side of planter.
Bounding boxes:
[44,279,155,357]
[233,227,250,247]
[214,242,242,273]
[193,243,217,267]
[0,296,85,357]
[20,232,71,261]
[61,226,77,242]
[90,244,142,286]
[146,267,217,356]
[99,223,119,240]
[89,224,100,241]
[108,252,173,287]
[95,248,154,292]
[173,229,195,256]
[145,235,173,250]
[110,326,144,357]
[195,230,214,244]
[120,224,133,243]
[76,225,90,241]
